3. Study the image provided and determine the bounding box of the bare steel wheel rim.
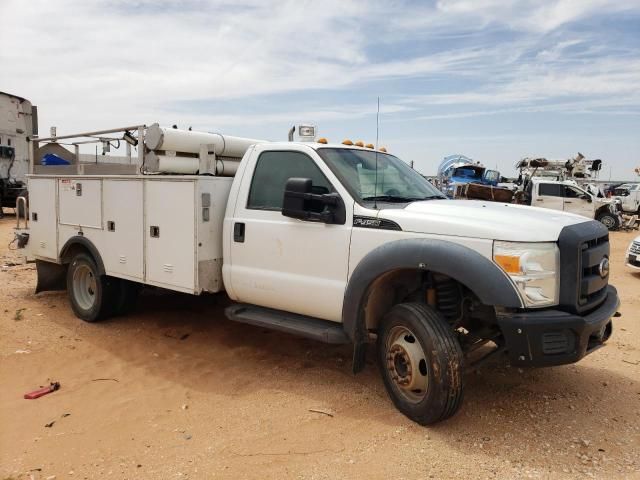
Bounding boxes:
[385,325,429,403]
[600,215,615,229]
[73,264,97,311]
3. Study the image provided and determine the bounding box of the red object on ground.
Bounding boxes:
[24,382,60,399]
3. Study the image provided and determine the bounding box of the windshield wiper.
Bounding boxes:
[362,195,416,203]
[362,194,447,203]
[413,195,447,200]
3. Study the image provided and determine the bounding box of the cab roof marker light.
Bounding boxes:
[317,137,328,144]
[365,143,374,149]
[342,139,353,145]
[379,147,387,152]
[355,140,364,147]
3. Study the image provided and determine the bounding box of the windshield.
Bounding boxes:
[317,148,445,204]
[453,167,482,179]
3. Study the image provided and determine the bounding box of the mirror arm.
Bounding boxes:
[285,190,339,206]
[298,210,334,223]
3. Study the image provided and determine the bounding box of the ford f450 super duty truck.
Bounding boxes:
[16,124,620,425]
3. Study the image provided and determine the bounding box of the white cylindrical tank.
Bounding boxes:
[157,155,199,174]
[145,124,264,157]
[154,155,241,176]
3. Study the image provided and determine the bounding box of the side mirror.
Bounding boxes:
[282,177,345,224]
[581,194,592,203]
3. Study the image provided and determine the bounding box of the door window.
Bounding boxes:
[247,151,333,211]
[538,183,562,196]
[484,170,500,183]
[563,186,585,198]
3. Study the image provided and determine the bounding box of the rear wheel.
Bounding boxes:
[377,302,464,425]
[597,212,619,230]
[67,252,116,322]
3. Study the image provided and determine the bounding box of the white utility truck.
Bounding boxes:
[16,124,620,425]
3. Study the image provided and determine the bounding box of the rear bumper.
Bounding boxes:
[497,285,620,367]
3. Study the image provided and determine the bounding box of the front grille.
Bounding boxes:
[630,241,640,256]
[579,234,609,308]
[558,222,610,315]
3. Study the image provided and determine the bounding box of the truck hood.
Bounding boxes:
[379,200,589,242]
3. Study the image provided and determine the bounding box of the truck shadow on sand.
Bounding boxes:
[38,287,639,469]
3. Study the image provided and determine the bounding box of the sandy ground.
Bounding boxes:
[0,213,638,480]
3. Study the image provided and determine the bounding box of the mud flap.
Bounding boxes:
[35,260,67,294]
[352,341,368,374]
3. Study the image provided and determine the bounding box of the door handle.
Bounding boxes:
[233,222,245,243]
[565,201,572,204]
[536,199,544,202]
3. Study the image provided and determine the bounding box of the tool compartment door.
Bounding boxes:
[59,179,102,228]
[145,180,196,292]
[103,179,144,280]
[27,177,58,260]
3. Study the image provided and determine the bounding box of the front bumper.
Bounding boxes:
[627,254,640,270]
[497,285,620,367]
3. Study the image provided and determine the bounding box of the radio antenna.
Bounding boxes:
[374,97,380,209]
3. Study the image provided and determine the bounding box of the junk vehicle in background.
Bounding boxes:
[14,123,620,425]
[513,154,634,231]
[454,153,630,231]
[517,177,626,230]
[436,154,511,199]
[613,183,640,215]
[0,92,37,218]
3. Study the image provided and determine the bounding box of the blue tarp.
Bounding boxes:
[41,153,70,166]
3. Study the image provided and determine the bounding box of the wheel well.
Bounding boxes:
[362,268,490,332]
[59,237,105,275]
[60,243,90,263]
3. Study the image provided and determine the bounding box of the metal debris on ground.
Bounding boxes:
[24,381,60,399]
[308,408,335,417]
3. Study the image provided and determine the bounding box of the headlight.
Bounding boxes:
[493,241,560,308]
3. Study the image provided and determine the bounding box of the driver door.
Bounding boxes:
[228,147,353,322]
[535,183,563,211]
[562,185,594,218]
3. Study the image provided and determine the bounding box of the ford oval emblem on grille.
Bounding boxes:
[598,257,610,278]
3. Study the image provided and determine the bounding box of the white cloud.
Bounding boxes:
[0,0,639,138]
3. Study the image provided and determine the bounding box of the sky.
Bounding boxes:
[1,0,639,179]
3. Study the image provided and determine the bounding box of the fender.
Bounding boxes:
[59,236,106,275]
[342,238,523,347]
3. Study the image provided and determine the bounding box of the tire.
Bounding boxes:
[66,252,116,322]
[377,302,464,425]
[597,212,619,231]
[112,279,141,316]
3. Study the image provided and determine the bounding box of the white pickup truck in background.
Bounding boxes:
[522,177,624,230]
[15,124,621,425]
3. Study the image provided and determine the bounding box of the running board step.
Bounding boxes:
[225,304,350,344]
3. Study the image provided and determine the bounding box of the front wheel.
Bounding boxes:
[597,212,619,231]
[67,252,116,322]
[377,303,464,425]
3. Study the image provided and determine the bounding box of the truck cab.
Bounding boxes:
[20,125,621,426]
[0,92,37,217]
